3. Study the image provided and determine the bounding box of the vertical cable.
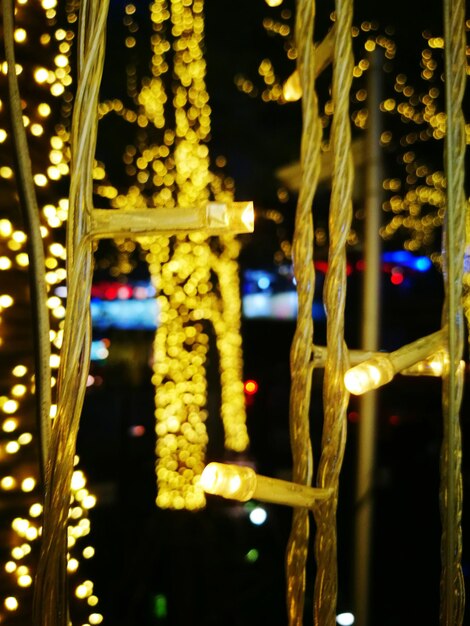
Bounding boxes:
[1,0,51,480]
[286,1,321,623]
[440,0,466,623]
[313,0,353,623]
[33,2,110,624]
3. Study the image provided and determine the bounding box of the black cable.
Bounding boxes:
[2,0,51,481]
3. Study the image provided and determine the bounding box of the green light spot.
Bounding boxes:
[245,548,259,563]
[154,594,167,619]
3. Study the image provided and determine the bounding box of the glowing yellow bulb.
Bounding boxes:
[0,294,14,308]
[344,357,394,395]
[16,253,29,266]
[21,477,36,492]
[18,432,33,445]
[4,596,18,611]
[31,123,44,136]
[29,503,43,517]
[1,476,16,490]
[83,546,95,559]
[14,28,27,42]
[0,129,7,142]
[18,574,32,587]
[38,102,51,116]
[67,558,79,573]
[3,399,18,414]
[265,0,283,5]
[34,174,48,187]
[34,67,49,83]
[54,54,68,68]
[0,255,11,270]
[5,441,20,454]
[42,0,57,7]
[72,470,86,491]
[5,561,16,573]
[200,462,256,501]
[283,71,302,102]
[0,219,12,237]
[0,166,13,178]
[50,354,61,368]
[83,495,97,509]
[11,384,26,397]
[89,614,103,625]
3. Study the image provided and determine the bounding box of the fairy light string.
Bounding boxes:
[285,1,320,623]
[440,0,466,622]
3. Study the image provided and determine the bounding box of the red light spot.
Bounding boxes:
[315,261,328,274]
[356,260,365,271]
[129,425,146,437]
[389,414,400,426]
[390,272,403,285]
[104,285,119,300]
[244,380,259,395]
[348,411,359,423]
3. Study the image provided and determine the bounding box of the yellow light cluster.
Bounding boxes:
[0,2,100,623]
[90,0,249,509]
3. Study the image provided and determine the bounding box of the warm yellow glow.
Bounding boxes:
[34,67,49,83]
[1,476,16,490]
[12,365,27,377]
[89,614,104,625]
[14,28,27,42]
[265,0,283,5]
[283,71,302,102]
[2,398,18,413]
[4,596,18,611]
[344,356,394,395]
[67,558,79,573]
[21,477,36,492]
[5,561,16,573]
[2,418,18,432]
[200,462,257,501]
[17,574,32,587]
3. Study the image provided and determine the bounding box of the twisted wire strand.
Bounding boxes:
[440,0,466,623]
[33,2,110,624]
[313,1,353,623]
[2,0,51,479]
[286,1,322,624]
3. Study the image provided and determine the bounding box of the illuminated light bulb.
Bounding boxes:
[265,0,283,5]
[0,218,13,237]
[0,255,12,269]
[283,70,302,102]
[18,432,33,445]
[0,294,14,308]
[12,517,29,533]
[11,384,26,397]
[38,102,51,116]
[21,477,36,492]
[5,441,20,454]
[34,174,48,187]
[201,462,332,507]
[50,404,57,418]
[1,476,15,490]
[2,399,18,413]
[25,526,38,541]
[89,614,103,625]
[14,28,27,42]
[336,612,355,625]
[344,356,394,395]
[200,462,256,501]
[50,354,61,368]
[11,365,28,378]
[82,546,95,559]
[30,123,44,136]
[29,503,43,517]
[4,596,18,611]
[11,547,24,560]
[67,558,79,573]
[345,328,446,394]
[34,67,49,83]
[3,418,18,432]
[82,495,97,509]
[87,595,99,607]
[71,471,86,491]
[17,574,33,587]
[5,561,16,573]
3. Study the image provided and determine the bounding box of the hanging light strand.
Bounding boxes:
[286,1,321,623]
[440,0,466,623]
[313,0,354,622]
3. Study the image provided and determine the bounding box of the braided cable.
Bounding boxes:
[33,2,110,624]
[440,0,466,623]
[312,1,353,623]
[286,1,321,624]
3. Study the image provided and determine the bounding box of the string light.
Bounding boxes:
[0,1,101,622]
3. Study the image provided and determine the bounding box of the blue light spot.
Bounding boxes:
[257,276,271,290]
[415,256,432,271]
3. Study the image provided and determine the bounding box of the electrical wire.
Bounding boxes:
[1,0,51,481]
